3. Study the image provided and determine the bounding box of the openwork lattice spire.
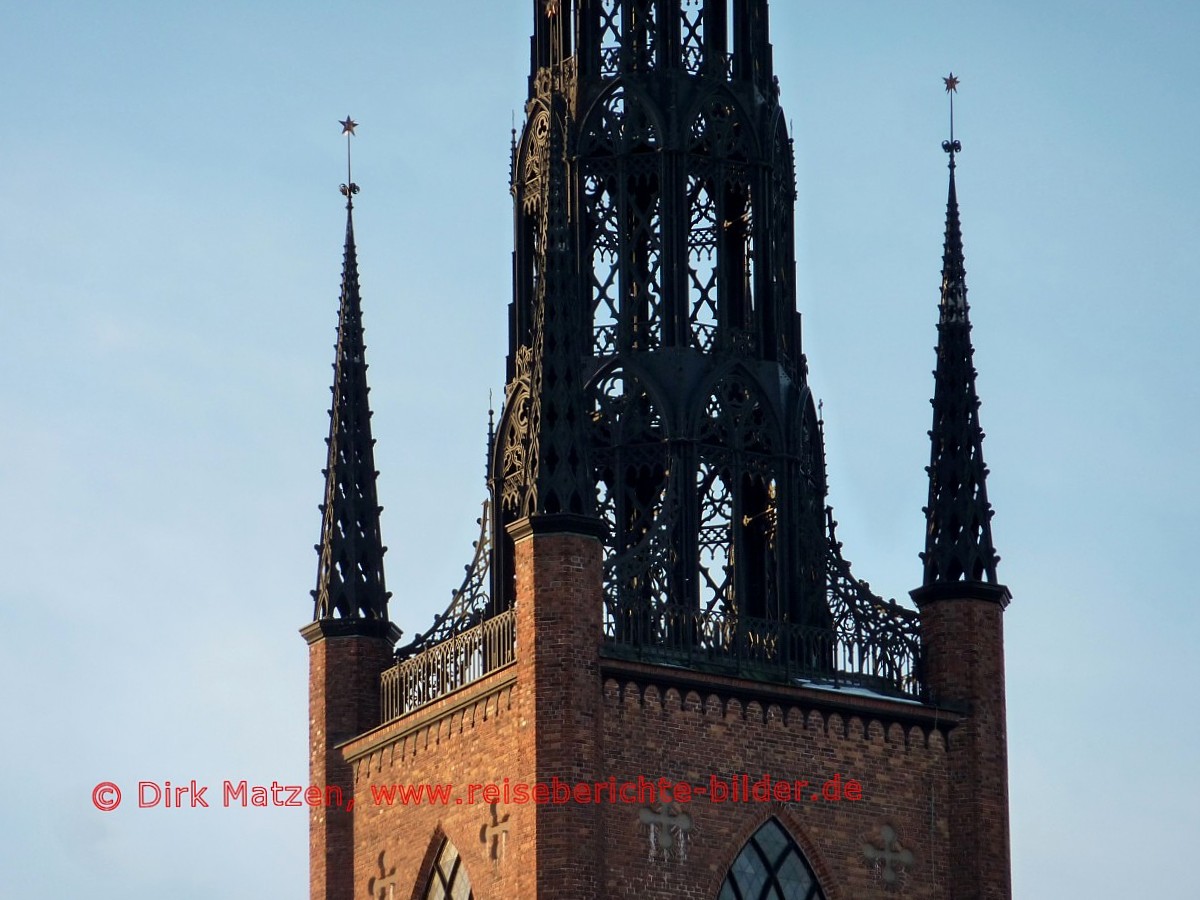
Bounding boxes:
[491,0,831,628]
[312,163,392,621]
[920,91,1000,587]
[399,1,926,700]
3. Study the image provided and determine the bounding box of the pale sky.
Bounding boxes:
[3,2,1198,897]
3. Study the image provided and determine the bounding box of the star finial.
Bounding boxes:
[941,74,962,159]
[339,116,359,205]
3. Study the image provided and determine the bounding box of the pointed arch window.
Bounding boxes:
[718,819,826,900]
[421,838,474,900]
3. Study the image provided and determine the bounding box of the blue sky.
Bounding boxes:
[2,2,1197,897]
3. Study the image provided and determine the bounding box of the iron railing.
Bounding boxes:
[602,601,923,700]
[381,608,516,722]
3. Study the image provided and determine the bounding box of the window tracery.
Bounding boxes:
[718,819,827,900]
[421,839,474,900]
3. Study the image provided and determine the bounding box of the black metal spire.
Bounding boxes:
[493,5,598,531]
[489,0,832,629]
[525,89,597,522]
[312,119,392,622]
[920,78,1001,588]
[403,1,927,699]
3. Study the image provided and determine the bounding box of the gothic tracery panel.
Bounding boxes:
[629,0,658,70]
[696,458,734,620]
[680,0,705,73]
[585,166,621,355]
[593,369,673,642]
[582,89,664,355]
[690,94,751,159]
[686,172,719,349]
[598,0,623,76]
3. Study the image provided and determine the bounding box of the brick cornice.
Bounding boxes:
[339,666,518,763]
[600,657,963,745]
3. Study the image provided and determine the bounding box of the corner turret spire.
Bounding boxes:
[919,79,1004,592]
[312,120,392,624]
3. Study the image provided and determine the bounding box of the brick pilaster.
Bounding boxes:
[913,583,1012,900]
[509,516,604,900]
[301,620,399,900]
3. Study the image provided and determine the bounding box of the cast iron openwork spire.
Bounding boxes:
[493,0,835,660]
[312,118,392,622]
[920,77,1001,588]
[388,2,925,709]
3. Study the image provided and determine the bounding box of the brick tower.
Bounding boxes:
[302,6,1012,900]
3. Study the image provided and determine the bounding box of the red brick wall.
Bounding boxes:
[345,669,531,899]
[335,667,958,898]
[918,591,1011,900]
[595,676,954,898]
[304,626,397,900]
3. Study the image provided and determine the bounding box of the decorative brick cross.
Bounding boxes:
[638,802,693,862]
[480,803,511,862]
[367,850,396,900]
[862,824,914,886]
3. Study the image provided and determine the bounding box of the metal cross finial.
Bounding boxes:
[339,116,360,206]
[942,74,962,160]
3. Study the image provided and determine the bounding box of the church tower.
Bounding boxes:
[303,6,1012,900]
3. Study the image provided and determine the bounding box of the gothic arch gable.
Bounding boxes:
[579,80,665,156]
[689,362,785,450]
[684,84,763,161]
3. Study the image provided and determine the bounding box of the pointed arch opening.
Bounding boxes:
[420,838,474,900]
[694,373,783,658]
[718,818,826,900]
[592,366,674,643]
